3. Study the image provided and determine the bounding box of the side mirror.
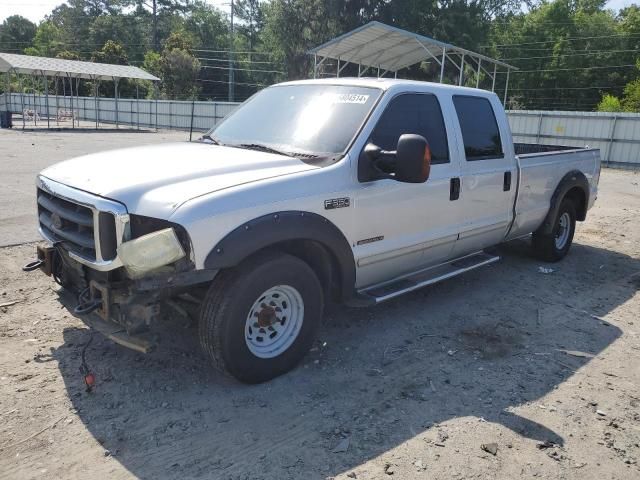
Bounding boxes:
[395,134,431,183]
[358,134,431,183]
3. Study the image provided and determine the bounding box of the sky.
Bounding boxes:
[0,0,637,24]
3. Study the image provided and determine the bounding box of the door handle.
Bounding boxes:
[450,177,460,201]
[503,171,512,191]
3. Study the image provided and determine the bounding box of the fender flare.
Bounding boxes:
[540,170,589,235]
[204,211,356,301]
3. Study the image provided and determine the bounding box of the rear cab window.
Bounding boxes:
[370,93,450,164]
[452,95,504,161]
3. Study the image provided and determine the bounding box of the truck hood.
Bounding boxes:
[40,142,319,217]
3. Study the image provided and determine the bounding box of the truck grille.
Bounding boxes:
[36,177,128,271]
[37,188,97,260]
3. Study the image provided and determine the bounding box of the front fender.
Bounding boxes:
[204,211,356,301]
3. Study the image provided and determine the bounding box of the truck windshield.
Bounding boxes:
[207,84,382,159]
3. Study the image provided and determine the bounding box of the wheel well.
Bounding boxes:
[233,240,343,304]
[564,186,587,221]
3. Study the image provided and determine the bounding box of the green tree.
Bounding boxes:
[163,29,195,53]
[160,48,201,99]
[234,0,265,51]
[56,50,82,60]
[143,50,163,77]
[132,0,192,51]
[596,94,623,112]
[24,22,65,57]
[0,15,37,53]
[620,60,640,112]
[621,80,640,112]
[487,0,631,111]
[91,40,129,64]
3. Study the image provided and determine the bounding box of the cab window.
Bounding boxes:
[453,95,504,161]
[370,93,450,164]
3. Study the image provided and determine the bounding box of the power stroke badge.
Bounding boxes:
[324,197,351,210]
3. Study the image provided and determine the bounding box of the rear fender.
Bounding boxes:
[539,170,589,235]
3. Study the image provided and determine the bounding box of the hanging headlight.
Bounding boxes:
[117,228,185,278]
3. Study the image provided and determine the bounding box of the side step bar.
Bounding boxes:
[358,251,500,304]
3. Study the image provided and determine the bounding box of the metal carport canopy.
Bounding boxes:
[308,21,516,75]
[0,52,159,81]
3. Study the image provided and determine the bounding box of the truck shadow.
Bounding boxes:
[48,238,634,479]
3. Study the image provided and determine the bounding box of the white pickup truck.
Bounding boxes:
[27,78,601,383]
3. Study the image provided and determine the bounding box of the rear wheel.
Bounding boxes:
[532,199,577,262]
[199,252,323,383]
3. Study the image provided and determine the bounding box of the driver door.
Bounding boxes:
[353,92,463,288]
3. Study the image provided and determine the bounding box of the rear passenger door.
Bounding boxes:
[450,95,517,258]
[353,92,462,288]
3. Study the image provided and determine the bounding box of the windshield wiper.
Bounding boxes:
[234,143,291,157]
[200,134,220,144]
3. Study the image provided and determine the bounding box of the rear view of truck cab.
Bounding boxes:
[26,78,600,383]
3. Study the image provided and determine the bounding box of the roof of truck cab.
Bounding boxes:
[277,77,499,97]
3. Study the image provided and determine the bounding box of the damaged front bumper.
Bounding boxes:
[25,245,217,351]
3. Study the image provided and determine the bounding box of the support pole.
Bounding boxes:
[459,54,465,86]
[357,63,361,78]
[67,74,75,129]
[75,77,80,127]
[189,96,195,141]
[96,80,101,128]
[492,64,497,92]
[136,82,140,130]
[440,48,446,83]
[154,83,159,131]
[476,59,481,88]
[503,68,510,106]
[114,77,119,129]
[54,76,59,126]
[313,54,317,79]
[18,72,25,130]
[228,0,235,102]
[606,115,618,165]
[43,73,50,129]
[3,70,9,113]
[336,58,340,78]
[93,77,98,129]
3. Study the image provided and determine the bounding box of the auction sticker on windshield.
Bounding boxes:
[331,93,370,104]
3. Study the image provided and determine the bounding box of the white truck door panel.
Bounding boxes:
[450,95,517,257]
[352,92,461,288]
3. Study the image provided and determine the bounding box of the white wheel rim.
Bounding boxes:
[245,285,304,359]
[555,212,571,249]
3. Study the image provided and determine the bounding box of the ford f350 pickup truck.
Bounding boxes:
[26,79,601,383]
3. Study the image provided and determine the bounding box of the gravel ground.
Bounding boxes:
[0,147,638,479]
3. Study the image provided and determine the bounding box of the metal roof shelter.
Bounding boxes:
[1,52,160,130]
[0,53,159,81]
[309,21,517,104]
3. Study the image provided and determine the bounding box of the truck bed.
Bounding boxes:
[507,143,601,241]
[514,143,583,156]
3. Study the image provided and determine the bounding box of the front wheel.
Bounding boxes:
[199,252,324,383]
[532,199,577,262]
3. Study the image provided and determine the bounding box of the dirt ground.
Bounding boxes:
[0,168,638,480]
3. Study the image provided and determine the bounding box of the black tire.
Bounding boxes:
[199,251,324,384]
[532,199,577,262]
